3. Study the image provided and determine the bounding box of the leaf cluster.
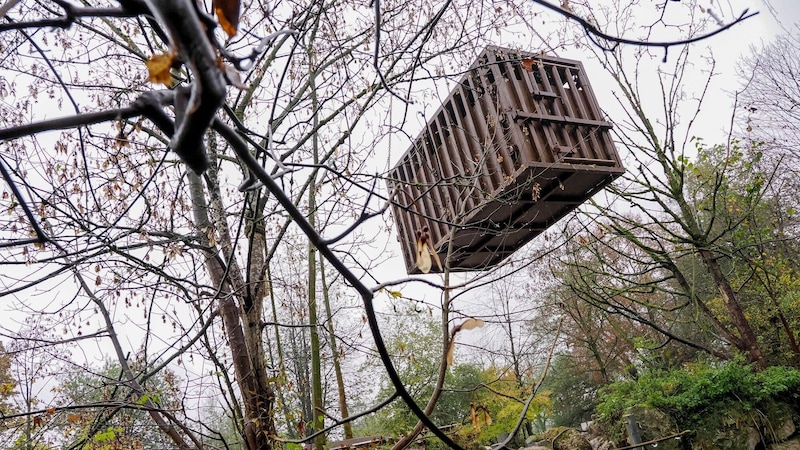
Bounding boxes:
[595,359,800,428]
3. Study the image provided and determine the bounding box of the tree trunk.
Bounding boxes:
[267,267,299,437]
[188,170,275,449]
[307,51,326,449]
[697,249,766,368]
[320,260,353,439]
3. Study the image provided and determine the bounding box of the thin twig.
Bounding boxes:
[529,0,757,60]
[372,0,413,104]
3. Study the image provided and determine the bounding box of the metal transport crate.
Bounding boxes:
[389,46,624,274]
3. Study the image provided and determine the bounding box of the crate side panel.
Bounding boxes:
[391,47,625,274]
[389,164,420,273]
[420,120,450,244]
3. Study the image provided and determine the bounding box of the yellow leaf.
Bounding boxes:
[447,318,484,365]
[390,290,402,298]
[446,340,455,365]
[430,245,442,272]
[415,226,441,273]
[416,239,432,273]
[214,0,241,38]
[460,318,485,331]
[146,52,175,87]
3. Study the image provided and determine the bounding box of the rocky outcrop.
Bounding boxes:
[531,427,592,450]
[604,400,799,450]
[689,401,797,450]
[770,437,800,450]
[625,406,683,450]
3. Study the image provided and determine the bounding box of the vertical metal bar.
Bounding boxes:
[490,52,521,177]
[549,65,577,153]
[534,61,562,162]
[434,110,459,225]
[473,63,506,193]
[562,65,594,159]
[425,119,448,237]
[393,164,417,270]
[625,414,644,450]
[459,72,493,199]
[573,60,618,163]
[503,54,536,169]
[427,114,452,240]
[411,137,443,246]
[447,87,479,216]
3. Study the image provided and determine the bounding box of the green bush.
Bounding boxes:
[595,360,800,426]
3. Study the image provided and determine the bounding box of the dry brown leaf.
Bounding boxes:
[446,340,455,365]
[429,245,442,272]
[447,318,485,365]
[470,404,478,427]
[415,226,441,273]
[447,317,485,365]
[416,238,432,273]
[460,318,485,331]
[470,404,492,429]
[214,0,241,38]
[451,318,486,335]
[67,414,81,423]
[521,58,535,72]
[146,52,175,86]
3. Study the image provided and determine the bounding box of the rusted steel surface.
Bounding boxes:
[389,46,624,274]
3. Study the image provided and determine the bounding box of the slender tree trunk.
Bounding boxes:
[307,213,324,448]
[307,50,325,450]
[758,273,800,364]
[502,299,533,437]
[291,323,313,434]
[188,168,275,449]
[320,260,353,439]
[697,249,765,368]
[267,267,299,437]
[391,228,460,450]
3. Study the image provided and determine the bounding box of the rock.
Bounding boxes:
[763,401,797,443]
[770,437,800,450]
[693,421,761,450]
[774,416,797,443]
[625,406,682,450]
[690,400,799,449]
[539,427,592,450]
[588,436,615,450]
